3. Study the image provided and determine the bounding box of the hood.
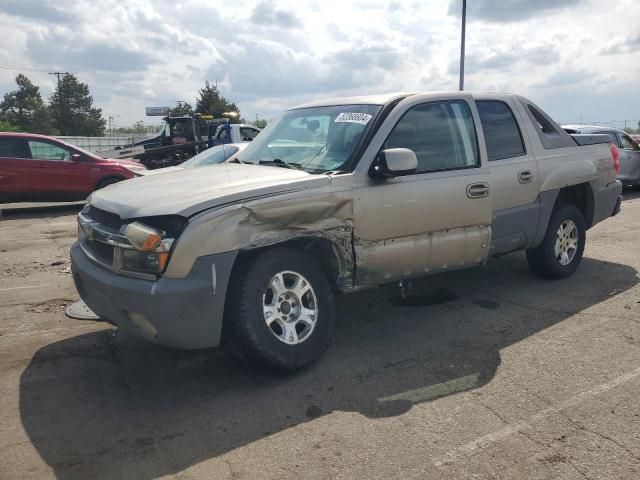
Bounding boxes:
[89,163,331,219]
[101,157,146,168]
[136,165,182,176]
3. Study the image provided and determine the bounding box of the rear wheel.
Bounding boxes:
[226,247,335,371]
[526,203,586,279]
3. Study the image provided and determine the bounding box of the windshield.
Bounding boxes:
[237,104,382,173]
[180,145,240,168]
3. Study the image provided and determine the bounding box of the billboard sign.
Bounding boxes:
[145,107,170,116]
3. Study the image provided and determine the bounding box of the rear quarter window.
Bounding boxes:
[521,99,575,150]
[0,138,29,158]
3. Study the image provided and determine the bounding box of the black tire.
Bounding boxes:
[96,177,123,190]
[526,203,586,279]
[226,247,336,371]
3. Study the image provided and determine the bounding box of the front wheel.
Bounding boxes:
[526,203,586,279]
[226,247,336,371]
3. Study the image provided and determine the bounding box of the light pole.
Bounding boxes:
[459,0,467,91]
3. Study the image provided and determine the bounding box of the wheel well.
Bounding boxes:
[557,183,595,228]
[234,237,346,291]
[221,237,346,346]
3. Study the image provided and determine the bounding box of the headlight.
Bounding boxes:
[118,222,175,275]
[123,164,147,175]
[121,247,172,274]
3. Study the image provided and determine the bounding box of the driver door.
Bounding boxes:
[352,95,493,286]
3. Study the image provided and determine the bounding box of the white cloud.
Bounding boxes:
[0,0,638,127]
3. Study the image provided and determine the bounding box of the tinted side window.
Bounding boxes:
[0,138,29,158]
[28,141,71,161]
[523,101,575,150]
[476,101,526,161]
[528,105,555,134]
[384,101,479,173]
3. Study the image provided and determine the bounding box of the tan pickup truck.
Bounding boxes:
[71,92,622,370]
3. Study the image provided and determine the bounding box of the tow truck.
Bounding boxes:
[99,115,261,169]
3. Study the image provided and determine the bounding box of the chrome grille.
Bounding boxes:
[84,240,114,266]
[86,206,123,231]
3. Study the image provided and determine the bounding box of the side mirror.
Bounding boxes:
[369,148,418,179]
[71,153,82,162]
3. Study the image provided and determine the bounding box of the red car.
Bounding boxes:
[0,133,146,202]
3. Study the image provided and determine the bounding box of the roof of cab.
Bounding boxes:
[289,91,527,110]
[290,92,416,109]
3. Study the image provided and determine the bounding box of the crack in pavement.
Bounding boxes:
[434,366,640,467]
[518,378,640,462]
[517,428,593,480]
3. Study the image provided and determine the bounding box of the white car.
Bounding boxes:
[139,143,247,175]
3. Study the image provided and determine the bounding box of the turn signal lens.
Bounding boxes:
[156,251,170,271]
[124,222,163,251]
[610,143,620,173]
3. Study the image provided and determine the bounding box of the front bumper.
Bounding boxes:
[71,243,237,349]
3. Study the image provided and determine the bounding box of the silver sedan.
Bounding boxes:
[139,143,248,176]
[563,125,640,187]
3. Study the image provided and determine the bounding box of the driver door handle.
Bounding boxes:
[467,182,490,199]
[518,170,534,183]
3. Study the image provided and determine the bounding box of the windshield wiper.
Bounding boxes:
[258,159,304,170]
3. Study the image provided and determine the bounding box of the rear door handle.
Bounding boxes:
[518,170,533,183]
[467,182,490,199]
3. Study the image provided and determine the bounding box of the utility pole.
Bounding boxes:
[49,71,69,134]
[458,0,467,91]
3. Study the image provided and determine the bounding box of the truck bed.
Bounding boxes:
[570,134,613,147]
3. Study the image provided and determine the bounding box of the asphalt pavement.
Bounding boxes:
[1,192,639,479]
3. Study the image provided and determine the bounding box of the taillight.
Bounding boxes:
[610,143,620,173]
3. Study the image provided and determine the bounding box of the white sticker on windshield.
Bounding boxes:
[334,112,373,125]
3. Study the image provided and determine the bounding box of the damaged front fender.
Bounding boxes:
[164,192,357,290]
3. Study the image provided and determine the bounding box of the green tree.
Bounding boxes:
[0,74,54,133]
[49,73,106,136]
[195,81,240,122]
[252,118,267,129]
[169,101,194,117]
[0,119,19,132]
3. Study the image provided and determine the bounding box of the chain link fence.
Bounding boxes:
[55,135,151,154]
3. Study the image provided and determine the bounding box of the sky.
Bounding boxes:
[0,0,639,129]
